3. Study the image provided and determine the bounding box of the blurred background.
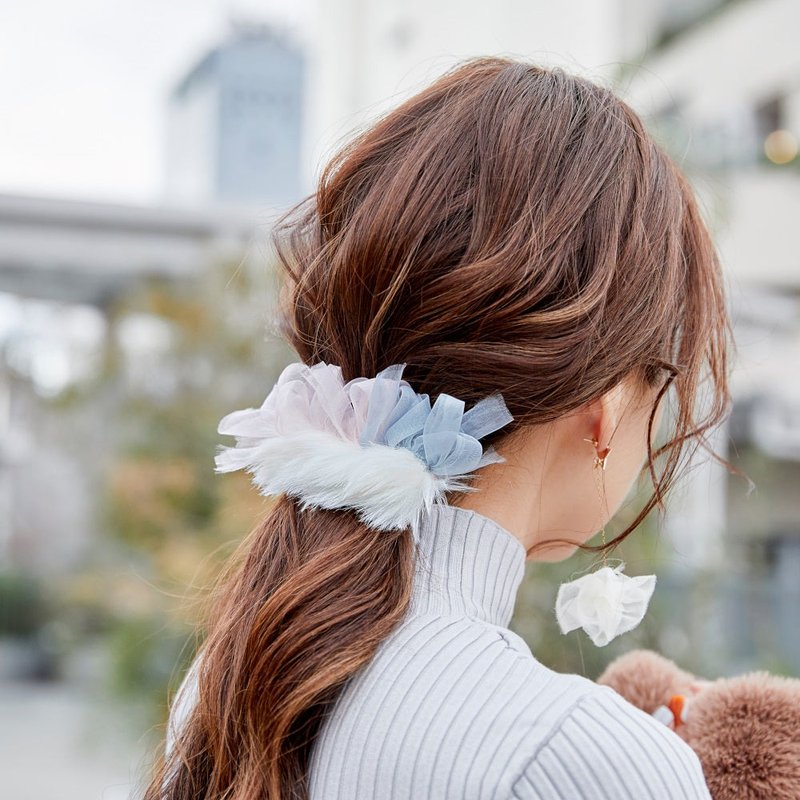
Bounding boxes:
[0,0,798,796]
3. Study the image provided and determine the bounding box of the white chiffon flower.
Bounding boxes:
[554,562,656,647]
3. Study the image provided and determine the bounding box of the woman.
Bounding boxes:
[144,57,734,799]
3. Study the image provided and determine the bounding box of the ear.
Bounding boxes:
[589,380,630,454]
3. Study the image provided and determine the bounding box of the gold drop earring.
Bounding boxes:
[582,436,611,568]
[553,435,658,647]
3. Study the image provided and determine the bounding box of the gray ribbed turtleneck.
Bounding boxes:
[406,503,526,628]
[166,504,711,799]
[307,504,711,799]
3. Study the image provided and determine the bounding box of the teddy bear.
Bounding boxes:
[596,649,800,800]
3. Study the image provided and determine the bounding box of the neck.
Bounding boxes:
[408,504,527,628]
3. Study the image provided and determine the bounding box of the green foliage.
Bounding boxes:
[107,614,196,702]
[94,256,291,718]
[0,570,52,638]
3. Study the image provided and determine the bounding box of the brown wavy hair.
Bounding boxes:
[143,56,740,799]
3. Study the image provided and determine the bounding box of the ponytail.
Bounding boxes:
[145,496,415,799]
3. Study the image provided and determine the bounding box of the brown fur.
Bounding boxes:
[598,648,697,714]
[598,650,800,800]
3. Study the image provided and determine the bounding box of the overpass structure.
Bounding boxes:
[0,192,272,307]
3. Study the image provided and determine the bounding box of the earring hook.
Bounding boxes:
[582,437,612,470]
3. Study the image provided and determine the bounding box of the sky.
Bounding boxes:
[0,0,311,205]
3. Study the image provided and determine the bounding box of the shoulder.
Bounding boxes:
[508,682,712,800]
[362,612,599,731]
[310,614,604,796]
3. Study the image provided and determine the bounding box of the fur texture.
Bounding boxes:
[216,429,472,537]
[685,672,800,800]
[598,649,696,714]
[598,649,800,800]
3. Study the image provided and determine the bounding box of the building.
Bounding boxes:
[165,22,305,209]
[622,0,800,672]
[621,0,800,541]
[303,0,627,184]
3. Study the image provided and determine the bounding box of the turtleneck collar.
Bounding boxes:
[408,504,527,628]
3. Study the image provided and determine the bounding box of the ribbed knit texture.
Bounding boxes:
[306,504,711,799]
[166,503,712,799]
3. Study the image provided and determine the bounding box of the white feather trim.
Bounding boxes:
[215,430,474,538]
